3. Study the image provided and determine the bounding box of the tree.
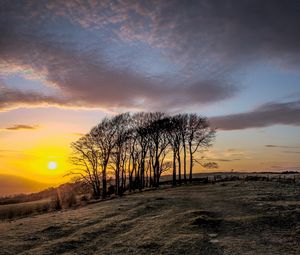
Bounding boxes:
[69,111,216,197]
[178,114,188,183]
[69,134,101,198]
[91,117,118,198]
[166,115,181,186]
[109,113,131,195]
[147,113,170,187]
[187,114,216,182]
[127,128,140,191]
[132,112,152,189]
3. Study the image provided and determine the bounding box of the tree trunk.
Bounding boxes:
[189,142,193,183]
[123,168,126,190]
[149,161,152,187]
[129,173,133,192]
[177,149,181,185]
[115,169,119,195]
[183,142,187,183]
[154,155,160,187]
[172,149,177,186]
[128,156,132,192]
[102,166,107,198]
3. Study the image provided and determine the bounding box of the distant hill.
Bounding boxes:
[0,174,52,197]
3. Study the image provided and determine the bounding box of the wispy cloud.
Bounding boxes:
[73,133,85,137]
[211,158,241,162]
[210,101,300,130]
[41,1,300,67]
[282,151,300,154]
[265,145,300,149]
[271,165,300,170]
[3,124,39,131]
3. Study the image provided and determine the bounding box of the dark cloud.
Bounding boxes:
[0,85,67,110]
[171,1,300,69]
[210,101,300,130]
[0,2,236,112]
[1,0,300,111]
[4,124,39,131]
[38,0,300,68]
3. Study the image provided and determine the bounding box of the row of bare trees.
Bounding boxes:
[70,112,215,198]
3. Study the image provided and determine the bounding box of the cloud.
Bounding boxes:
[271,165,300,170]
[210,101,300,130]
[265,145,300,149]
[4,124,39,131]
[282,151,300,154]
[264,145,300,154]
[42,0,300,69]
[73,133,85,137]
[1,0,300,112]
[211,158,241,162]
[0,8,237,112]
[0,85,67,111]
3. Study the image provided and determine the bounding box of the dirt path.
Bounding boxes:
[0,181,299,254]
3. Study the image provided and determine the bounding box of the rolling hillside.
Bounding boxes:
[0,175,52,197]
[1,181,299,254]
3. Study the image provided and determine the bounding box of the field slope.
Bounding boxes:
[0,181,300,255]
[0,175,51,197]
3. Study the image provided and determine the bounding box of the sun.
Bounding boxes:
[48,161,57,170]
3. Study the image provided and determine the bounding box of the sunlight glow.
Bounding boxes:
[48,161,57,170]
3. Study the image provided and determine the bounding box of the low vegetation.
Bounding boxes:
[1,173,299,221]
[0,180,299,255]
[0,184,82,220]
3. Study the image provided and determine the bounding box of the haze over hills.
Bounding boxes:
[0,174,53,197]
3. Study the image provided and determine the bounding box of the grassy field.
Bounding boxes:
[0,181,299,254]
[0,199,52,220]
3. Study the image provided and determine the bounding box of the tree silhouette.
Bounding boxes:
[186,114,216,183]
[69,112,216,197]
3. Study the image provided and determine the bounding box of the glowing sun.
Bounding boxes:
[48,161,57,170]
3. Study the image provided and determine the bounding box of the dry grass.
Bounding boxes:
[0,190,80,220]
[0,199,51,220]
[0,181,299,254]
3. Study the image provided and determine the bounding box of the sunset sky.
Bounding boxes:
[1,0,300,185]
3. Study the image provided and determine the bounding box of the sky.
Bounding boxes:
[0,0,300,185]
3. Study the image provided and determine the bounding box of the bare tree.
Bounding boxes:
[91,117,118,198]
[132,112,152,189]
[166,116,181,186]
[69,112,216,197]
[178,114,188,183]
[69,134,101,198]
[127,129,139,192]
[147,113,170,187]
[187,114,216,182]
[110,113,130,195]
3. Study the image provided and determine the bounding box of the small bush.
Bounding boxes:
[51,188,77,210]
[65,191,77,208]
[51,194,62,211]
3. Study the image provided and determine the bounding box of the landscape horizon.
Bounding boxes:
[1,169,299,197]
